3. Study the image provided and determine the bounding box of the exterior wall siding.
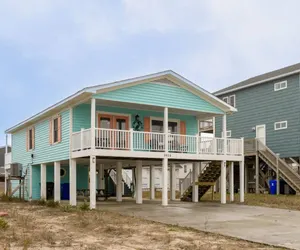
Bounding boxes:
[73,104,198,135]
[93,82,224,114]
[216,74,300,158]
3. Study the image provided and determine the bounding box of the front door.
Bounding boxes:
[256,124,266,145]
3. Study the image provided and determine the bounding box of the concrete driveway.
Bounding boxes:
[97,199,300,249]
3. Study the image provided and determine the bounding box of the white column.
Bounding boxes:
[164,107,168,152]
[69,158,77,206]
[162,158,168,206]
[40,163,47,200]
[91,98,96,150]
[136,160,143,204]
[132,167,136,198]
[54,161,61,202]
[170,164,176,201]
[116,161,122,202]
[229,162,234,202]
[192,162,199,202]
[89,156,96,209]
[150,165,155,200]
[239,160,245,203]
[221,160,227,204]
[222,114,227,154]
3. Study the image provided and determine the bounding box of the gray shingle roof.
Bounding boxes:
[214,62,300,96]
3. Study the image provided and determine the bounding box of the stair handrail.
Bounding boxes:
[109,169,117,184]
[122,170,132,188]
[257,139,300,189]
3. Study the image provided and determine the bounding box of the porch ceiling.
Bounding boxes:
[93,99,222,120]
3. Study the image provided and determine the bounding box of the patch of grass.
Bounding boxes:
[46,200,60,208]
[0,218,9,230]
[60,204,74,213]
[79,201,90,211]
[36,199,47,206]
[0,194,21,202]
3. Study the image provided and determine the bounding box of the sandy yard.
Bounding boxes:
[0,201,281,250]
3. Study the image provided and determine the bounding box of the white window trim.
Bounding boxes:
[222,96,228,103]
[229,95,236,107]
[28,126,34,151]
[96,111,131,129]
[150,116,180,133]
[51,115,60,145]
[274,121,288,130]
[221,130,231,138]
[274,80,287,91]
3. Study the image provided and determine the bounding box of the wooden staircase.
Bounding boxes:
[245,139,300,193]
[181,162,221,201]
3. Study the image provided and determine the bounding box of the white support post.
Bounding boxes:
[239,160,245,203]
[130,128,134,151]
[5,134,8,154]
[229,162,234,202]
[192,162,199,202]
[40,163,47,200]
[162,158,168,206]
[136,160,143,204]
[164,107,168,152]
[150,165,155,200]
[80,128,84,151]
[69,158,77,206]
[116,161,122,202]
[221,161,226,204]
[276,153,280,195]
[91,98,96,150]
[196,133,199,155]
[170,164,176,201]
[223,114,227,155]
[54,161,61,202]
[89,156,96,209]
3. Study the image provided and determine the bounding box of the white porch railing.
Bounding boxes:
[71,128,243,156]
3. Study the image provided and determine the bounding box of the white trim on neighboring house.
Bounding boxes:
[222,96,228,104]
[229,95,236,107]
[221,130,232,138]
[96,111,131,128]
[149,116,180,133]
[274,81,287,91]
[274,121,288,130]
[215,69,300,96]
[256,124,266,145]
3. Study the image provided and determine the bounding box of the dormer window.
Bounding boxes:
[274,81,287,91]
[222,95,236,107]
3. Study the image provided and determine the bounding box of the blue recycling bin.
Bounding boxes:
[269,180,277,195]
[61,183,70,200]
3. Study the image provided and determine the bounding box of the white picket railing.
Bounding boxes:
[71,128,243,156]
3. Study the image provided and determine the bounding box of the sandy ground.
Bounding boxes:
[0,202,280,250]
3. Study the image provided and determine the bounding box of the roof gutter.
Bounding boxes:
[214,69,300,96]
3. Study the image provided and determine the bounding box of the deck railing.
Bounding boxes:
[71,128,243,156]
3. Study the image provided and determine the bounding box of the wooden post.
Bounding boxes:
[255,139,259,194]
[276,154,280,195]
[245,164,248,194]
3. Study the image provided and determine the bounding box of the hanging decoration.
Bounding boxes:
[132,114,143,131]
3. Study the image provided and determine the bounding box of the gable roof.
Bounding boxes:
[214,62,300,96]
[5,70,236,134]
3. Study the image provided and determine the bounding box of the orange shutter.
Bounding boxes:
[32,127,35,149]
[26,128,29,152]
[49,119,53,145]
[58,115,62,143]
[180,121,186,144]
[144,117,150,142]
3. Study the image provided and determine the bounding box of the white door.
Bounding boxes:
[256,125,266,145]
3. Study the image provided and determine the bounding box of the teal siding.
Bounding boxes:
[73,104,198,135]
[12,109,70,166]
[93,83,224,114]
[216,74,300,158]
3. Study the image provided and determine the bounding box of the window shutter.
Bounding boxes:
[58,115,62,143]
[32,127,35,149]
[49,119,53,145]
[144,117,150,142]
[180,121,186,144]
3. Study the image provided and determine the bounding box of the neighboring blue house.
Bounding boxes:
[214,63,300,194]
[5,70,244,208]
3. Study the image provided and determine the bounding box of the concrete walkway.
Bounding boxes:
[98,200,300,249]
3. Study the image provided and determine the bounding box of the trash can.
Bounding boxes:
[269,180,277,195]
[61,183,70,200]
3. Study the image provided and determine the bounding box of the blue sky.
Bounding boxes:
[1,0,300,146]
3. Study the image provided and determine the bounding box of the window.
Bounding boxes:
[274,121,287,130]
[221,130,232,137]
[50,115,61,144]
[222,95,236,107]
[53,117,59,143]
[60,168,66,178]
[274,81,287,91]
[27,127,35,151]
[151,120,178,133]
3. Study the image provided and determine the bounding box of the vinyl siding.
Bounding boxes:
[93,82,224,114]
[216,74,300,158]
[73,104,198,136]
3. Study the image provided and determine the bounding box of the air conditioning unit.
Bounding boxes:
[10,163,22,177]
